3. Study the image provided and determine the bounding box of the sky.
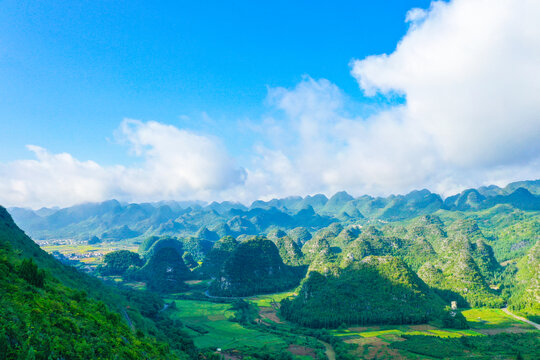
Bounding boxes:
[1,0,540,208]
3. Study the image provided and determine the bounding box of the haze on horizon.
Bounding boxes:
[1,0,540,209]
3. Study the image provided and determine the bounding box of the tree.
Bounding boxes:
[101,250,143,276]
[18,258,45,287]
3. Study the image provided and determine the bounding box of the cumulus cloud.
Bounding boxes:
[247,0,540,199]
[116,120,246,198]
[0,120,246,208]
[0,145,114,208]
[352,0,540,168]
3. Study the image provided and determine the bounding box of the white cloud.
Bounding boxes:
[246,78,441,198]
[352,0,540,168]
[405,8,428,24]
[246,0,540,199]
[116,119,246,197]
[0,145,114,208]
[0,120,246,208]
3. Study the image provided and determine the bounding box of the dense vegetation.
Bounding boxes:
[209,237,304,297]
[198,235,238,278]
[508,241,540,321]
[130,239,193,293]
[281,256,445,328]
[0,257,175,359]
[99,250,143,276]
[0,207,195,359]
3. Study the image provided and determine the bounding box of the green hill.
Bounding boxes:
[274,236,305,266]
[100,224,141,241]
[281,256,445,328]
[99,250,143,276]
[209,237,302,296]
[287,227,312,246]
[136,239,192,293]
[198,236,238,278]
[417,236,502,307]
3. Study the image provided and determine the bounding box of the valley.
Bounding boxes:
[2,180,539,359]
[162,286,537,359]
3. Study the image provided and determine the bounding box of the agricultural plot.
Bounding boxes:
[331,324,482,340]
[167,299,288,351]
[166,285,539,359]
[248,291,297,308]
[41,242,139,268]
[330,308,539,359]
[462,308,534,331]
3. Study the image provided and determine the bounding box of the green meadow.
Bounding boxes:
[462,308,534,329]
[167,299,287,351]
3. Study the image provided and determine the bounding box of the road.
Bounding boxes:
[502,307,540,330]
[319,341,336,360]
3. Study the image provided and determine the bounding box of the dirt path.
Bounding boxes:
[319,341,336,360]
[258,307,284,324]
[502,308,540,330]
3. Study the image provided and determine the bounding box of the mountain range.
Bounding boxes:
[8,180,540,243]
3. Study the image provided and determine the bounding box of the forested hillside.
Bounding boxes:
[209,237,304,296]
[508,241,540,321]
[0,207,196,359]
[281,256,445,328]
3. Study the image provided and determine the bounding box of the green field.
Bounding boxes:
[41,242,140,268]
[331,324,482,339]
[248,291,297,307]
[167,299,288,350]
[164,288,539,359]
[462,308,533,329]
[328,308,539,359]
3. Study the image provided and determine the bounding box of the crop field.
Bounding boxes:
[332,326,482,339]
[167,299,288,351]
[462,308,533,330]
[329,308,538,359]
[163,287,540,360]
[248,291,297,307]
[41,242,140,267]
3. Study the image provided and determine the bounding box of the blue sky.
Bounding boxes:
[1,0,539,208]
[0,0,429,164]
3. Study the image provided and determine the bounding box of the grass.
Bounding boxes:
[462,308,533,329]
[123,281,146,290]
[167,299,287,351]
[248,291,297,307]
[331,325,482,339]
[331,308,531,344]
